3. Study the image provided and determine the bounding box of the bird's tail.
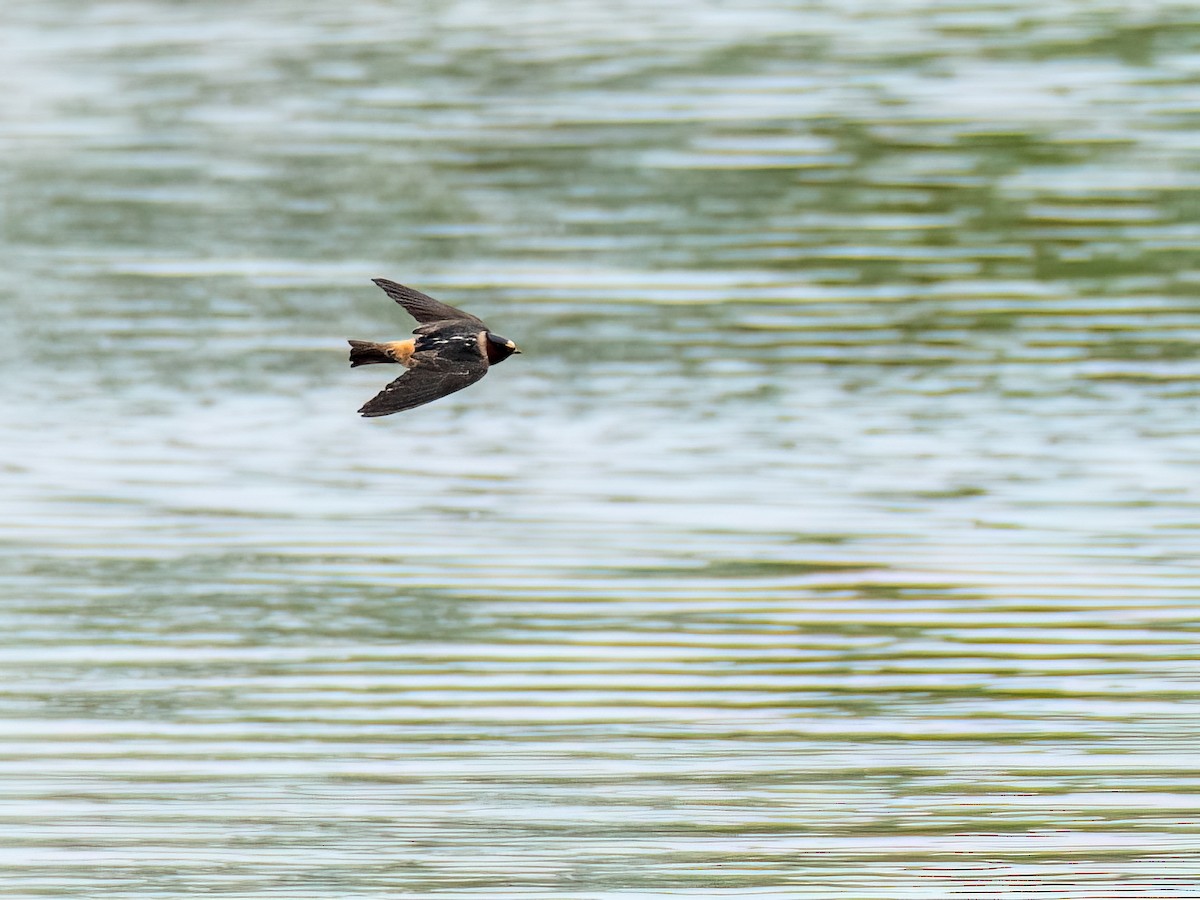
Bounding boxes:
[348,340,395,367]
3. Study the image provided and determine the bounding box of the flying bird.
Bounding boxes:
[348,278,520,417]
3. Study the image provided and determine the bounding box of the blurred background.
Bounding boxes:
[3,0,1200,896]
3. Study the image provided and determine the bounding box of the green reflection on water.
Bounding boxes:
[3,1,1200,896]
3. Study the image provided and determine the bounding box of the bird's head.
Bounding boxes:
[484,332,521,364]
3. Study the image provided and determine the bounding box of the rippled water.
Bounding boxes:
[4,1,1200,896]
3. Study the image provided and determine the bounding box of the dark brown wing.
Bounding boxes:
[372,278,485,327]
[358,349,488,417]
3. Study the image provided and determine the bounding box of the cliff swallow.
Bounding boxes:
[348,278,520,417]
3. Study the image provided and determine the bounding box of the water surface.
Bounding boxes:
[3,1,1200,896]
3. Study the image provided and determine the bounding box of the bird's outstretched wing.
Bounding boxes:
[357,352,489,417]
[372,278,485,327]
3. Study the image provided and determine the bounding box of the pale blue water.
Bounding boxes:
[3,1,1200,896]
